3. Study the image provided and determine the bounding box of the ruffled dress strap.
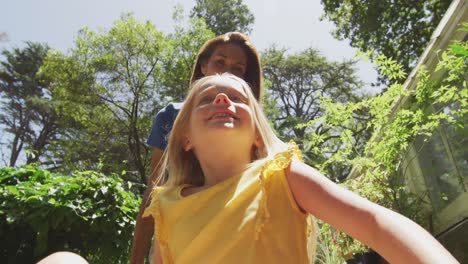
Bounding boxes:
[143,187,173,263]
[255,142,317,263]
[255,141,303,239]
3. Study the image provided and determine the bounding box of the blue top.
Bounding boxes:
[147,102,184,150]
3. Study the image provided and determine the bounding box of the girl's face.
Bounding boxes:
[201,43,247,79]
[184,77,257,152]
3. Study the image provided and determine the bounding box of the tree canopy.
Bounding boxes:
[320,0,453,83]
[37,13,214,183]
[190,0,255,35]
[163,7,215,102]
[39,14,169,181]
[262,47,369,180]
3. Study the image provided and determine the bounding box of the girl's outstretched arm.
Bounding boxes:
[286,160,459,264]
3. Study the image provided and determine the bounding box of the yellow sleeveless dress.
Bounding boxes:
[143,144,316,263]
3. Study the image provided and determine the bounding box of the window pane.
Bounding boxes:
[413,124,466,213]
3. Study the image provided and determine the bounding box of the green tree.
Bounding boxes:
[39,12,215,184]
[162,6,215,102]
[320,0,452,83]
[40,14,169,182]
[0,42,58,167]
[262,47,369,180]
[190,0,255,35]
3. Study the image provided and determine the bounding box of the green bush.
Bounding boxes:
[0,166,140,263]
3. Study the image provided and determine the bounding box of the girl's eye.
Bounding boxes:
[230,94,247,103]
[198,95,214,105]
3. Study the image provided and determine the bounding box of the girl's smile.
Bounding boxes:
[191,80,252,131]
[208,110,237,121]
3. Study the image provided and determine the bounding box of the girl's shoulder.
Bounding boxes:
[142,185,185,219]
[261,141,303,178]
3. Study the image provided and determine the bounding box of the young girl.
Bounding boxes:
[132,32,263,263]
[143,73,458,264]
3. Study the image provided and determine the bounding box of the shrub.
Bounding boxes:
[0,166,140,263]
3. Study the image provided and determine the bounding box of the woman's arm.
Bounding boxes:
[130,148,164,264]
[131,103,179,264]
[286,160,459,264]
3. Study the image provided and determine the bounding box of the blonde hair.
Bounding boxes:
[157,74,286,187]
[190,32,263,101]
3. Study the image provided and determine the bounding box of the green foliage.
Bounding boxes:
[39,13,170,181]
[320,0,452,83]
[36,12,216,184]
[308,32,467,256]
[163,5,215,102]
[262,47,369,180]
[190,0,255,35]
[0,165,140,263]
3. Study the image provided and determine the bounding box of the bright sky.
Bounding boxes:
[1,0,378,88]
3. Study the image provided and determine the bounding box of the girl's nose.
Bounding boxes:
[213,93,230,105]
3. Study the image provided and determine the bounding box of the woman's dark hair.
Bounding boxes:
[190,32,263,101]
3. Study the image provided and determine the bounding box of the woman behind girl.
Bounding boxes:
[143,73,458,264]
[131,32,263,264]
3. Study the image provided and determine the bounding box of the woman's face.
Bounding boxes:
[201,43,248,79]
